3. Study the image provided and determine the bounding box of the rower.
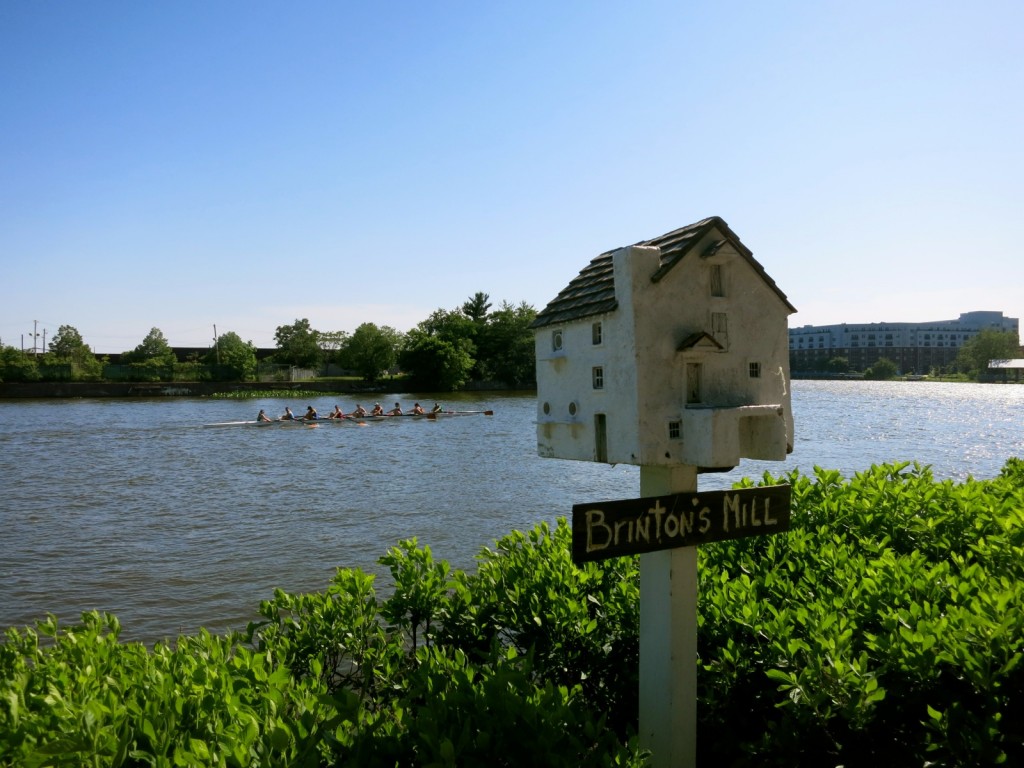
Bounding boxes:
[388,402,403,416]
[371,403,384,416]
[352,404,368,417]
[328,405,344,419]
[431,402,443,413]
[303,406,318,420]
[257,409,272,422]
[281,407,295,420]
[412,403,425,415]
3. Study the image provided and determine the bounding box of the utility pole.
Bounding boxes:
[29,320,40,354]
[213,324,220,365]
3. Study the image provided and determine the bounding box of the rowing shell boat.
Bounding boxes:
[354,410,494,422]
[202,419,325,428]
[202,410,494,428]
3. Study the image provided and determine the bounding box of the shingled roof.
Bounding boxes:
[531,216,795,329]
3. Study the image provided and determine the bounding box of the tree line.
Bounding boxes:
[0,293,538,391]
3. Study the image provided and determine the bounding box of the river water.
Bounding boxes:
[1,381,1021,642]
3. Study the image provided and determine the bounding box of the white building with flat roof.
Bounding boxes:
[789,311,1020,374]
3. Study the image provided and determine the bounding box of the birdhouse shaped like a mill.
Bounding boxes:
[532,216,796,471]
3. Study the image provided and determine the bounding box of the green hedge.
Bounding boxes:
[699,459,1024,766]
[2,460,1022,766]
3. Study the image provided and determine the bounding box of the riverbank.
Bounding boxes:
[791,372,1019,383]
[0,380,379,398]
[0,378,526,399]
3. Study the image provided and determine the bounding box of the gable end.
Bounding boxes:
[532,215,796,330]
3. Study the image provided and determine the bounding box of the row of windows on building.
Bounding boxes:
[551,312,760,396]
[542,398,686,442]
[551,321,603,352]
[792,340,964,349]
[584,361,761,390]
[550,262,732,354]
[791,332,972,347]
[553,312,732,354]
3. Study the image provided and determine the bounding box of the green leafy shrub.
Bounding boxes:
[698,459,1024,766]
[0,612,339,767]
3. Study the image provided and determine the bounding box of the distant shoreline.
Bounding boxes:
[791,373,1020,384]
[0,380,528,399]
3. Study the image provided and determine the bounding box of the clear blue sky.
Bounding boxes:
[2,1,1021,353]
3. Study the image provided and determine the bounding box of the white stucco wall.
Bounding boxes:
[534,298,641,464]
[536,228,794,470]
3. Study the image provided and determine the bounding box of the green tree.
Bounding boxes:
[420,308,478,346]
[475,300,537,387]
[399,308,479,388]
[49,325,88,359]
[864,357,899,380]
[0,345,41,382]
[206,331,258,381]
[119,327,176,381]
[274,318,322,369]
[461,291,492,323]
[398,331,474,391]
[826,356,850,374]
[338,323,402,382]
[47,325,103,380]
[122,328,176,365]
[319,330,350,369]
[955,329,1020,379]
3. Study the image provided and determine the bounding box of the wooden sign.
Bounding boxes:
[572,484,791,564]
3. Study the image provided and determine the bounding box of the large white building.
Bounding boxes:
[789,311,1020,373]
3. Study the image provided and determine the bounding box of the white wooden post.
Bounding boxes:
[639,464,699,768]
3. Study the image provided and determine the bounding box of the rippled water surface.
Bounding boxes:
[1,382,1021,641]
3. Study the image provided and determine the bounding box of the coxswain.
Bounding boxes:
[431,402,443,414]
[257,409,272,422]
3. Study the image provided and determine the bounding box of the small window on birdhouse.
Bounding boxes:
[710,264,724,297]
[552,330,563,352]
[749,361,761,378]
[592,321,603,345]
[711,312,729,346]
[595,414,608,463]
[686,363,702,404]
[592,366,604,389]
[668,420,681,440]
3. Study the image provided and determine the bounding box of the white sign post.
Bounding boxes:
[638,464,698,768]
[572,472,793,767]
